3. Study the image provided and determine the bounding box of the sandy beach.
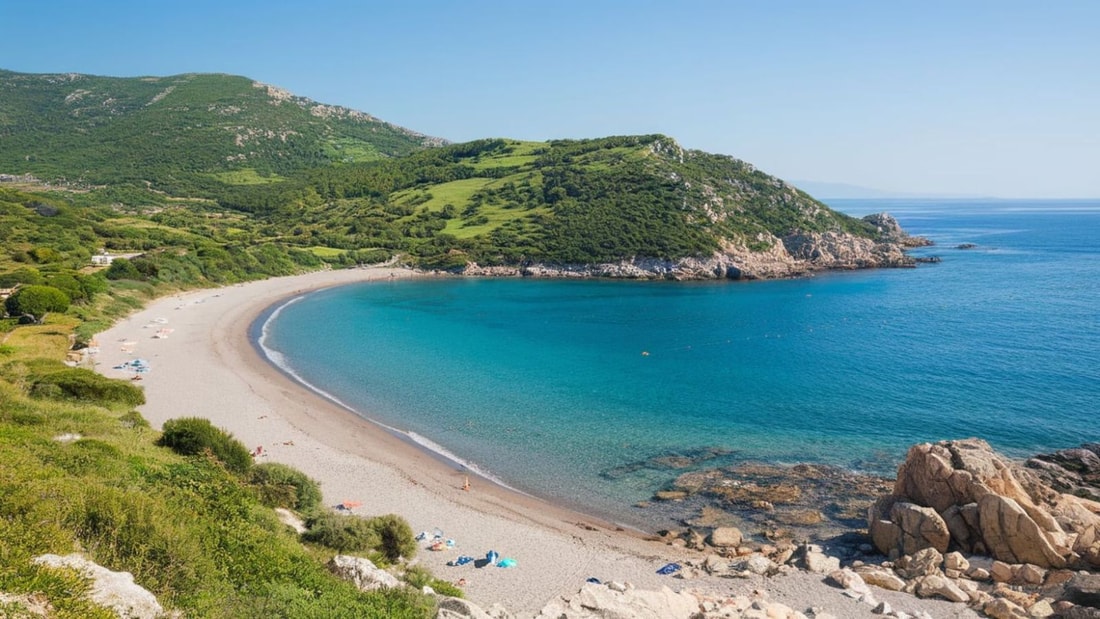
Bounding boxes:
[95,267,978,618]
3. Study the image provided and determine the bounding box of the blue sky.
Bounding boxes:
[2,1,1097,197]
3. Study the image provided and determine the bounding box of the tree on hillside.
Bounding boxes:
[105,257,142,280]
[4,284,70,323]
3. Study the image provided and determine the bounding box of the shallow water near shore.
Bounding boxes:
[258,199,1100,532]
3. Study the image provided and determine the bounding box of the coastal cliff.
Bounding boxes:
[461,212,930,280]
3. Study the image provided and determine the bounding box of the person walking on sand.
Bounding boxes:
[462,476,470,491]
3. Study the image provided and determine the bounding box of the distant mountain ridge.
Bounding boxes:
[0,69,441,188]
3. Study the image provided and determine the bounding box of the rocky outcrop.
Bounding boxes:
[646,460,892,543]
[31,553,162,619]
[1026,443,1100,502]
[532,582,700,618]
[460,213,928,281]
[868,499,951,556]
[437,596,512,619]
[863,212,934,248]
[530,581,817,619]
[275,507,307,534]
[868,439,1100,569]
[327,555,401,591]
[707,526,743,548]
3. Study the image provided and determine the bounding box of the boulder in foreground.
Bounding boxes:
[868,438,1100,568]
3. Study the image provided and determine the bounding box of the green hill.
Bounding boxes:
[295,135,908,273]
[0,69,440,192]
[0,69,921,279]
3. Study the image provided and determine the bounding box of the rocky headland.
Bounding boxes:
[461,212,933,281]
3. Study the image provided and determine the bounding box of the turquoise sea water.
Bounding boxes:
[258,199,1100,528]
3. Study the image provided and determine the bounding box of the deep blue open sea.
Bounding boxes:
[258,199,1100,528]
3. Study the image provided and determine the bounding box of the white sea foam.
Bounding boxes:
[258,295,521,493]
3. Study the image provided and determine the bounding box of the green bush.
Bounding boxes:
[55,439,125,477]
[156,417,252,475]
[31,368,145,407]
[301,512,380,553]
[119,409,150,429]
[4,285,70,322]
[250,462,323,513]
[64,484,212,598]
[368,514,417,563]
[105,257,143,281]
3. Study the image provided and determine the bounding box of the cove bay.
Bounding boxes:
[259,199,1100,530]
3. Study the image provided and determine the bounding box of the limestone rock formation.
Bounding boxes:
[868,439,1100,569]
[31,553,162,619]
[327,555,401,591]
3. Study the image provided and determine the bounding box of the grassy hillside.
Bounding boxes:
[0,69,440,193]
[0,69,887,273]
[296,135,880,268]
[0,299,458,617]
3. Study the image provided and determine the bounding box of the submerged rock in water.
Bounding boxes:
[600,446,734,480]
[644,460,892,542]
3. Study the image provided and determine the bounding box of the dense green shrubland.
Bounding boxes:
[157,417,254,475]
[251,461,324,513]
[30,366,146,406]
[0,359,440,617]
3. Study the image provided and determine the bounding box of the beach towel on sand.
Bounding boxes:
[496,558,516,568]
[656,562,681,575]
[447,556,474,566]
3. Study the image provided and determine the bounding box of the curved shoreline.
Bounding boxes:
[93,267,976,617]
[95,268,690,611]
[252,290,533,502]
